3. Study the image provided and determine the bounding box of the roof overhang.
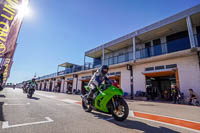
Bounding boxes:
[143,68,177,77]
[85,39,132,58]
[85,4,200,58]
[58,62,76,68]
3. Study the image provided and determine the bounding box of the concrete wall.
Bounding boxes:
[60,79,65,93]
[107,67,131,94]
[77,72,92,92]
[72,78,78,91]
[133,55,200,98]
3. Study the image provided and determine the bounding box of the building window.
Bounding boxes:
[155,65,165,70]
[197,26,200,47]
[145,67,154,71]
[145,42,151,57]
[166,31,190,53]
[153,39,161,46]
[166,64,177,69]
[153,39,162,56]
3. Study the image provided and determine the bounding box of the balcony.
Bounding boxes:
[194,34,200,47]
[104,51,133,65]
[136,36,191,60]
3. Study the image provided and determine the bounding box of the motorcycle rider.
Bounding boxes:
[87,65,111,100]
[28,78,37,91]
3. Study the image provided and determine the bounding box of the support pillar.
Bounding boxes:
[186,16,196,48]
[132,37,136,61]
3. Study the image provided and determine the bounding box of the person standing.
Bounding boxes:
[171,85,180,104]
[146,85,152,100]
[188,88,198,105]
[0,66,6,91]
[0,66,5,85]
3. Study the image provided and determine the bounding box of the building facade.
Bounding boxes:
[35,5,200,100]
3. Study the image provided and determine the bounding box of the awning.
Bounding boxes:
[108,75,121,80]
[143,68,176,77]
[80,79,90,82]
[58,62,76,68]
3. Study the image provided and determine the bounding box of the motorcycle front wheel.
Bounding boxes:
[111,98,129,121]
[82,99,92,112]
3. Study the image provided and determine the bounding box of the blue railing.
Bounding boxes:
[194,34,200,47]
[136,36,190,59]
[136,43,167,59]
[104,51,133,65]
[167,36,190,53]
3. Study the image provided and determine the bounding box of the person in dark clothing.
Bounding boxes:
[87,65,111,100]
[188,88,198,105]
[0,66,6,85]
[146,85,152,100]
[171,85,180,104]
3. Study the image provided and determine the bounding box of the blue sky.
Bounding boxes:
[8,0,200,83]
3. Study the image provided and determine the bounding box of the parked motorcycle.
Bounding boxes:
[73,89,80,95]
[81,83,129,121]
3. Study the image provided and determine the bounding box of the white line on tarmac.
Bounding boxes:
[61,99,79,104]
[57,103,71,106]
[129,110,134,117]
[4,103,30,106]
[35,93,55,98]
[2,117,54,129]
[0,98,23,100]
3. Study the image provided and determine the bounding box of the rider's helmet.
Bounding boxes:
[32,78,36,82]
[100,65,109,75]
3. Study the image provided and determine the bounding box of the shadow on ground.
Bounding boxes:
[31,97,40,100]
[90,112,180,133]
[0,94,5,98]
[0,102,4,121]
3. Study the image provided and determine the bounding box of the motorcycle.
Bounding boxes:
[73,89,80,95]
[81,83,129,121]
[27,84,36,98]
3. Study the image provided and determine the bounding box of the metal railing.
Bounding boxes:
[194,34,200,47]
[104,51,133,66]
[136,36,191,59]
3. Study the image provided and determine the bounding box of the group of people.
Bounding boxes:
[146,84,199,105]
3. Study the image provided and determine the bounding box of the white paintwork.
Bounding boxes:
[35,93,55,98]
[4,103,30,106]
[61,99,79,104]
[2,117,53,129]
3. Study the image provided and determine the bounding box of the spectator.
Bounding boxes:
[0,66,5,85]
[171,85,181,104]
[146,85,152,100]
[188,88,198,105]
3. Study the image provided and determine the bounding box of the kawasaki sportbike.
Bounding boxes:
[81,83,129,121]
[27,83,36,98]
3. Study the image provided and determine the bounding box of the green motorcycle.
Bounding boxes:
[81,83,129,121]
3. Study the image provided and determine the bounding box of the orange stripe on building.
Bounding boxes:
[134,111,200,131]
